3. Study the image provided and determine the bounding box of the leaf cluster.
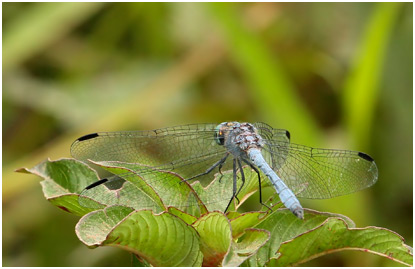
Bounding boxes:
[17,159,412,266]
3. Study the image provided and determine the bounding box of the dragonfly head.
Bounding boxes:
[214,122,243,145]
[214,122,231,145]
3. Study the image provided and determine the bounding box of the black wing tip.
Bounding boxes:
[285,130,291,140]
[358,152,374,162]
[77,133,99,142]
[85,178,108,190]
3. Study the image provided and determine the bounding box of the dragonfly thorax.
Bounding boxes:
[215,122,264,156]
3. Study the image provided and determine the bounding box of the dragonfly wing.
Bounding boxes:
[254,122,290,172]
[71,124,230,183]
[72,124,237,213]
[262,141,378,199]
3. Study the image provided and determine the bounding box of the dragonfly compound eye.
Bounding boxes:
[214,125,225,145]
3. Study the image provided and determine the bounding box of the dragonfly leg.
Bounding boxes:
[218,159,226,183]
[224,158,238,212]
[233,159,247,204]
[242,159,272,212]
[181,153,229,183]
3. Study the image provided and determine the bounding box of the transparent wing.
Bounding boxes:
[254,122,290,172]
[71,123,231,183]
[72,123,239,212]
[261,140,378,199]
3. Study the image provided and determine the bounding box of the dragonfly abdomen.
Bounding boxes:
[248,148,304,219]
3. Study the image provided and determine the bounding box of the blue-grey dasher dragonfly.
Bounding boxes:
[71,122,378,219]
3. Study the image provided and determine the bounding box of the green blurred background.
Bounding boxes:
[3,2,412,266]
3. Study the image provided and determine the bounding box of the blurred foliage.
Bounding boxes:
[3,2,412,266]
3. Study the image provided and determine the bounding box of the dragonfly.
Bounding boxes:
[71,122,378,219]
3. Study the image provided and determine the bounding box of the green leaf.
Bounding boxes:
[48,194,100,216]
[76,205,135,246]
[267,217,413,266]
[189,170,238,212]
[77,207,203,266]
[230,211,268,239]
[244,209,355,266]
[17,158,98,194]
[19,159,412,267]
[191,211,271,267]
[80,161,168,213]
[17,159,268,218]
[168,207,197,225]
[90,160,208,216]
[223,228,270,267]
[191,166,271,212]
[91,161,267,216]
[192,212,231,266]
[131,254,152,267]
[226,211,241,219]
[16,158,103,215]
